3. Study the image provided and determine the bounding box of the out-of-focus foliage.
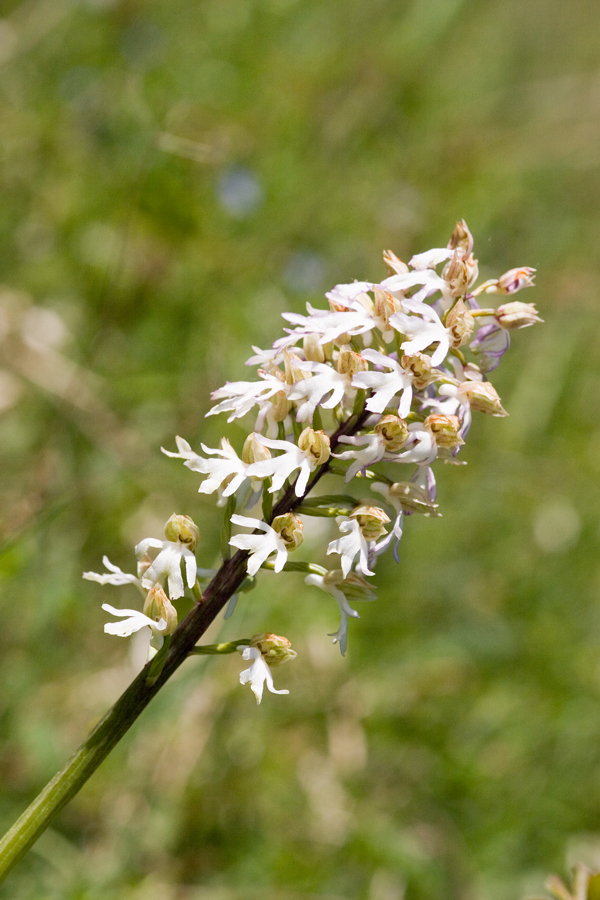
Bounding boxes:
[1,0,600,897]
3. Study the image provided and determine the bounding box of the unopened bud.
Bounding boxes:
[373,287,399,329]
[383,248,409,276]
[284,349,311,384]
[424,414,464,449]
[389,482,440,516]
[250,633,297,666]
[303,333,325,363]
[272,512,304,550]
[495,300,543,329]
[350,505,390,541]
[442,252,469,298]
[298,427,331,464]
[495,267,536,295]
[323,569,377,601]
[143,585,178,634]
[401,352,438,389]
[458,381,508,416]
[445,298,474,348]
[242,432,272,465]
[447,219,474,258]
[374,415,409,451]
[271,390,291,421]
[337,349,368,376]
[164,514,200,550]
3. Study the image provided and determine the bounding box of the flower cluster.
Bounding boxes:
[83,222,540,701]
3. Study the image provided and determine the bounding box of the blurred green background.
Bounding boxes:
[1,0,600,897]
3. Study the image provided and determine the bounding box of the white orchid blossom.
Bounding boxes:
[245,436,321,496]
[206,371,288,422]
[327,517,375,577]
[83,556,145,598]
[135,537,197,600]
[163,436,252,498]
[304,571,376,656]
[238,645,289,704]
[229,514,289,576]
[287,360,352,422]
[334,432,387,480]
[389,302,450,366]
[352,348,413,416]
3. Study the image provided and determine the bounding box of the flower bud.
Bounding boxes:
[284,349,311,384]
[271,390,291,421]
[388,482,440,516]
[373,287,399,330]
[383,248,409,276]
[495,300,543,329]
[337,349,368,376]
[164,513,200,550]
[495,267,536,295]
[374,415,409,452]
[250,633,297,667]
[242,432,272,465]
[424,414,464,449]
[457,381,508,416]
[445,298,474,348]
[401,352,438,389]
[272,512,304,550]
[350,505,390,541]
[323,569,377,601]
[447,219,474,258]
[442,252,469,298]
[303,333,325,363]
[298,427,331,464]
[143,585,178,635]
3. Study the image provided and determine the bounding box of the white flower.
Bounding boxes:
[83,555,145,597]
[244,333,302,367]
[135,538,197,600]
[245,436,321,497]
[101,603,169,660]
[206,371,287,422]
[352,348,413,416]
[380,268,452,307]
[327,517,374,577]
[334,433,387,481]
[238,645,289,704]
[163,436,252,499]
[229,514,289,576]
[304,570,376,656]
[283,302,376,346]
[389,301,450,366]
[287,360,351,422]
[394,422,438,466]
[409,248,452,270]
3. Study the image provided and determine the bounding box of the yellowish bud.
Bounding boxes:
[143,585,178,635]
[383,248,409,276]
[164,514,200,550]
[303,333,325,363]
[323,568,377,601]
[458,381,508,416]
[271,390,291,422]
[373,287,399,329]
[284,349,311,385]
[495,267,536,295]
[401,352,438,389]
[495,300,543,329]
[242,432,272,465]
[250,633,297,667]
[374,415,409,452]
[272,512,304,550]
[442,252,469,298]
[447,219,474,258]
[298,427,331,465]
[424,414,464,449]
[445,298,474,348]
[337,349,368,376]
[350,505,390,541]
[388,482,440,516]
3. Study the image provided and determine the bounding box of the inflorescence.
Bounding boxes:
[84,221,541,703]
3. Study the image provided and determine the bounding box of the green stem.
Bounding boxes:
[0,401,373,883]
